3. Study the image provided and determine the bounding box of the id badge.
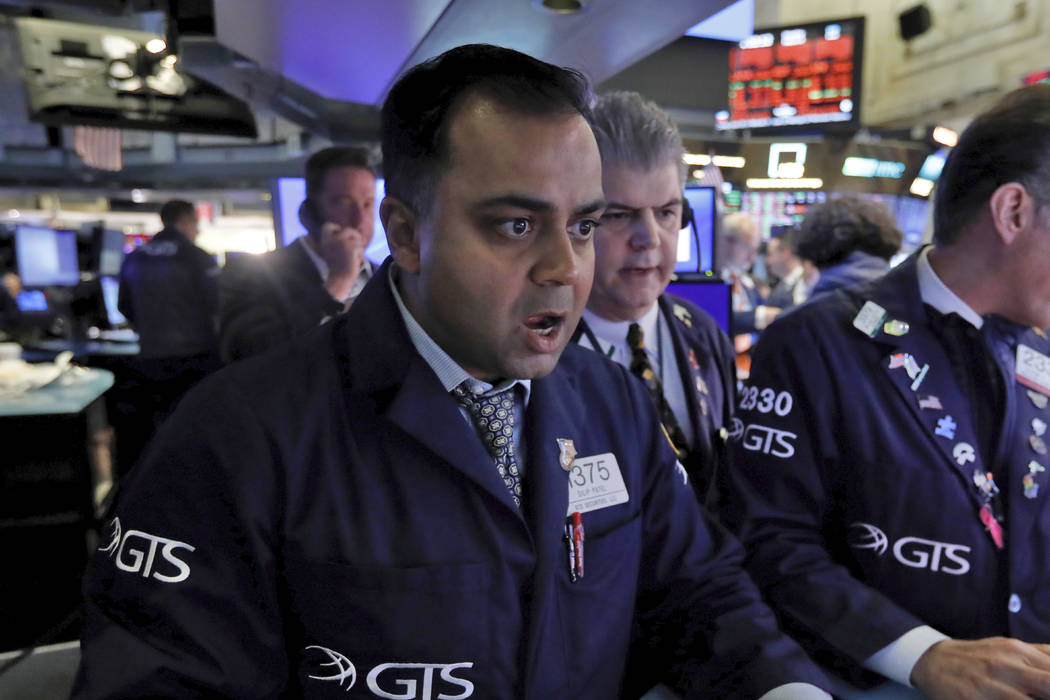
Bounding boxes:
[566,453,629,515]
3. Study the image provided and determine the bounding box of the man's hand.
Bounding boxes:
[317,222,366,301]
[911,637,1050,700]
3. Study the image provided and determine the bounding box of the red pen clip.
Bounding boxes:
[979,503,1004,550]
[571,512,584,580]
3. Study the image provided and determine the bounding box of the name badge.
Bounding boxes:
[566,453,629,515]
[853,300,887,338]
[1017,344,1050,397]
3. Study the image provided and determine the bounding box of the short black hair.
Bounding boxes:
[934,84,1050,245]
[795,196,901,268]
[160,199,195,228]
[381,44,593,216]
[304,146,377,200]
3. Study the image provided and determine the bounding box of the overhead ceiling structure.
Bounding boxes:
[194,0,740,141]
[0,0,743,189]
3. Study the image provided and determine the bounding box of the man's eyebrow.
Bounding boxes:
[574,198,607,216]
[473,195,554,212]
[603,198,681,212]
[472,195,607,217]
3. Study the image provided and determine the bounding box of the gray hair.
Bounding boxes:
[589,91,686,183]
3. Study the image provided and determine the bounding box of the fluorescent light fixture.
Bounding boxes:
[746,178,823,189]
[684,154,746,168]
[932,126,958,147]
[910,177,935,197]
[842,157,906,179]
[713,156,746,168]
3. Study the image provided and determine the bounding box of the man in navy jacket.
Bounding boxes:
[573,91,736,506]
[74,45,829,699]
[723,84,1050,699]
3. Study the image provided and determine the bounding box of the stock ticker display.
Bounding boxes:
[717,17,864,131]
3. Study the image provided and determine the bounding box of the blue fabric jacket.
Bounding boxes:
[573,294,736,505]
[117,227,219,358]
[722,252,1050,682]
[74,259,828,699]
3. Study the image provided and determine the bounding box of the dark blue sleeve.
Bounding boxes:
[72,374,288,698]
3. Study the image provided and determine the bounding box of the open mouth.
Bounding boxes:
[523,313,565,337]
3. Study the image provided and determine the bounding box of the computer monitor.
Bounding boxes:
[271,176,390,264]
[665,276,733,335]
[99,276,127,327]
[676,186,717,275]
[15,225,80,287]
[97,229,126,277]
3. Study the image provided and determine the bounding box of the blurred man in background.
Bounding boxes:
[220,146,377,362]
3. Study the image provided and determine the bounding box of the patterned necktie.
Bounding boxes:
[453,382,523,507]
[627,323,690,460]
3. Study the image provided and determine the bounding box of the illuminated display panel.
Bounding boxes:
[717,16,864,131]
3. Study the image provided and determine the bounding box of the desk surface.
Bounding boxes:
[0,368,114,417]
[26,339,140,358]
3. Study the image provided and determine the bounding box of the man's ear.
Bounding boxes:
[381,197,421,274]
[988,182,1034,246]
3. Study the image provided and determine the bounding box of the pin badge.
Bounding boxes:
[889,353,909,370]
[935,415,957,440]
[1034,418,1047,437]
[673,304,693,328]
[699,397,709,416]
[688,350,700,371]
[918,395,943,411]
[853,300,888,338]
[1031,435,1049,456]
[973,469,1000,498]
[954,442,977,466]
[1024,474,1039,499]
[883,319,910,336]
[557,438,577,470]
[696,376,709,395]
[1029,389,1050,410]
[1030,460,1046,474]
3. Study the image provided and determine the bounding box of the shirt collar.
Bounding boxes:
[917,246,984,329]
[388,265,531,403]
[582,302,660,351]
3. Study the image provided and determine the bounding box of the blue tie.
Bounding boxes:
[453,382,522,507]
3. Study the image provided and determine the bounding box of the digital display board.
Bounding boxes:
[717,16,864,131]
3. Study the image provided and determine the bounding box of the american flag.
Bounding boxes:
[73,126,123,171]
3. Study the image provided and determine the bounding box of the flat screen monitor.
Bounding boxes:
[272,176,390,264]
[665,277,732,335]
[100,275,126,327]
[97,229,126,277]
[16,289,48,312]
[918,149,947,182]
[15,225,80,287]
[677,186,717,274]
[717,16,864,131]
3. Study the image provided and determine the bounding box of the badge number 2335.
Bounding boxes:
[739,386,793,416]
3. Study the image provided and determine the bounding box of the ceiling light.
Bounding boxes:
[932,126,958,147]
[145,38,167,54]
[746,178,824,189]
[108,59,134,80]
[712,156,746,168]
[910,177,935,197]
[532,0,591,14]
